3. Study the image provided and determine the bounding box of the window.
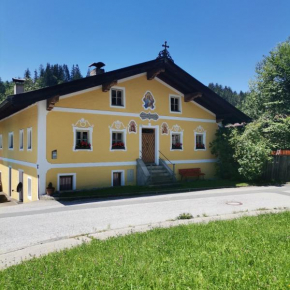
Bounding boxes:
[19,130,24,150]
[75,130,91,150]
[8,132,14,150]
[195,133,206,150]
[0,134,2,149]
[27,177,32,199]
[111,132,125,150]
[59,176,73,191]
[171,132,183,150]
[110,87,125,108]
[170,95,182,113]
[27,128,32,150]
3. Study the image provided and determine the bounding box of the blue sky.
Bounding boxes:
[1,0,289,92]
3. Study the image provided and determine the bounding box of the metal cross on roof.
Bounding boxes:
[157,41,174,62]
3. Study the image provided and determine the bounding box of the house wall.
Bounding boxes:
[44,74,218,191]
[0,105,38,202]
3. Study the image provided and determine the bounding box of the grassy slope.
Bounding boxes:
[1,212,290,289]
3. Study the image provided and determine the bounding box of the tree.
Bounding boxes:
[24,68,31,79]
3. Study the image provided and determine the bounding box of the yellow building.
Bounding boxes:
[0,47,249,202]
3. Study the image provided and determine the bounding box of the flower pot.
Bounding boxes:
[46,187,55,196]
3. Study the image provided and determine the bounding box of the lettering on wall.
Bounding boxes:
[139,112,159,121]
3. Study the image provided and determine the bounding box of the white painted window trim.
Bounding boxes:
[139,124,160,165]
[0,134,2,149]
[27,176,32,200]
[170,131,183,151]
[111,170,125,186]
[194,131,207,151]
[57,173,77,191]
[8,132,14,150]
[27,128,32,151]
[110,86,126,109]
[19,129,24,151]
[110,128,127,151]
[169,94,182,114]
[73,127,93,152]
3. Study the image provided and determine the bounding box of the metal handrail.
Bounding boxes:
[159,150,175,176]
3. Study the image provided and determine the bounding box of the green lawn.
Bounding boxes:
[1,212,290,289]
[54,179,249,200]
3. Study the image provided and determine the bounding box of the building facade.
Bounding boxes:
[0,49,249,202]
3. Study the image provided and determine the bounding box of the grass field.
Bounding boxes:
[1,212,289,289]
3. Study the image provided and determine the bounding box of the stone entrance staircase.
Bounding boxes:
[136,158,177,187]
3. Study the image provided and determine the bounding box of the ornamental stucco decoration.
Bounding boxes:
[109,120,126,130]
[170,124,184,132]
[128,120,137,134]
[142,91,156,110]
[194,125,206,133]
[161,122,169,135]
[139,112,159,121]
[72,118,94,128]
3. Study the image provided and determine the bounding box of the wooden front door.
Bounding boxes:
[142,129,155,164]
[113,172,122,186]
[60,176,73,191]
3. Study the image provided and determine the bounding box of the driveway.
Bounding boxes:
[0,185,290,255]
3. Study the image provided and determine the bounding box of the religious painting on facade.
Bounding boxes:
[161,122,169,135]
[142,91,155,110]
[128,120,137,134]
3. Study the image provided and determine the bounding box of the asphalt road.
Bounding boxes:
[1,185,290,255]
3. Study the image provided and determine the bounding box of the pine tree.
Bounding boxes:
[24,68,31,79]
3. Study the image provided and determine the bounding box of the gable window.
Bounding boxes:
[110,87,125,108]
[111,131,125,150]
[171,132,183,150]
[8,132,14,150]
[75,130,91,150]
[195,133,206,150]
[19,130,24,151]
[27,128,32,151]
[0,134,2,149]
[170,95,182,113]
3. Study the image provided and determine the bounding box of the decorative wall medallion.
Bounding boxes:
[109,120,126,130]
[142,91,155,110]
[161,122,169,135]
[194,125,206,133]
[128,120,137,134]
[139,112,159,121]
[170,124,184,132]
[72,118,94,128]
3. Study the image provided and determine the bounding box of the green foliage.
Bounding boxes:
[0,63,84,103]
[1,212,290,289]
[242,37,290,118]
[208,82,247,107]
[176,213,193,220]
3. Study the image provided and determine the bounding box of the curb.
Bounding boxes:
[0,208,288,271]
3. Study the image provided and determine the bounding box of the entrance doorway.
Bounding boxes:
[59,176,73,191]
[142,128,155,164]
[18,170,23,202]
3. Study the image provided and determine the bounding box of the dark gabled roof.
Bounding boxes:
[0,57,251,124]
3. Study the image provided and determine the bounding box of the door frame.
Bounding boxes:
[57,173,76,191]
[18,169,24,201]
[111,170,125,186]
[139,125,159,165]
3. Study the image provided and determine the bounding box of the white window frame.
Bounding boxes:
[110,86,126,109]
[19,129,24,151]
[170,131,183,151]
[110,128,127,151]
[169,94,182,114]
[27,128,32,151]
[111,170,125,186]
[73,127,93,152]
[27,176,32,200]
[8,132,14,150]
[194,132,206,151]
[57,173,77,191]
[0,134,2,149]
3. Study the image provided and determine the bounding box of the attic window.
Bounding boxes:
[170,95,182,113]
[110,87,125,108]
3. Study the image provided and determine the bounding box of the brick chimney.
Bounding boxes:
[88,62,105,76]
[12,78,25,94]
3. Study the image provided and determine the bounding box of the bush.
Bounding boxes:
[176,213,193,220]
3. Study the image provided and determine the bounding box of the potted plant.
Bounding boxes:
[46,182,55,196]
[112,142,125,150]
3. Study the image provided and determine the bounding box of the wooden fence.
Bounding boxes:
[263,155,290,182]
